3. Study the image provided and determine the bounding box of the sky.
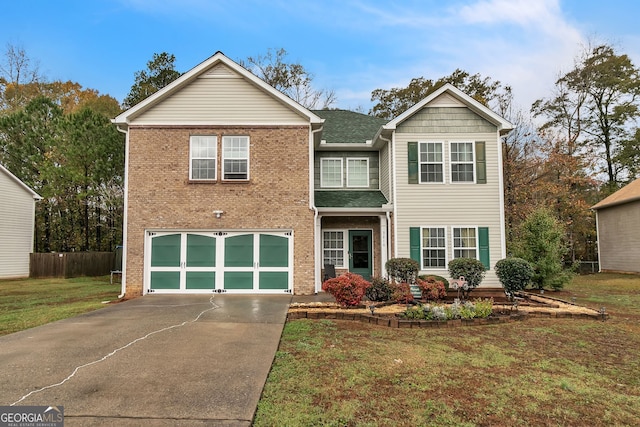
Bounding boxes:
[2,0,640,114]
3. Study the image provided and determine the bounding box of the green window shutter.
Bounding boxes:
[475,141,486,184]
[478,227,490,269]
[408,142,418,184]
[409,227,421,264]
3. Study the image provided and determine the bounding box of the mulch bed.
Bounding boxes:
[287,290,606,328]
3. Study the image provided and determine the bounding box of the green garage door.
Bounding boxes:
[147,231,291,293]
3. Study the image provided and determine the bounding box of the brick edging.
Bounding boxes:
[286,310,606,327]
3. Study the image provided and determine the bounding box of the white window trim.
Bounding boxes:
[421,226,447,270]
[322,229,346,268]
[451,226,479,260]
[320,158,344,188]
[222,135,250,181]
[418,142,445,184]
[346,157,369,188]
[189,135,217,181]
[449,141,475,184]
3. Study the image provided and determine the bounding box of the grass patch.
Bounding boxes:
[255,273,640,426]
[0,276,121,336]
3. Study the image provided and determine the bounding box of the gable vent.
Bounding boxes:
[200,64,239,79]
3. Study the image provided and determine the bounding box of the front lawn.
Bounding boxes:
[0,277,121,336]
[254,273,640,426]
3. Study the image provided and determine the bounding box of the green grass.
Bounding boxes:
[0,276,121,336]
[254,273,640,426]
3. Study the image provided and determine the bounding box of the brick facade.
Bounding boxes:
[124,125,316,296]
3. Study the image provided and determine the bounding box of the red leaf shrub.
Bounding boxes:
[391,282,414,304]
[321,272,371,306]
[416,276,447,301]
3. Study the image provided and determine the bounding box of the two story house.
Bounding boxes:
[113,52,512,297]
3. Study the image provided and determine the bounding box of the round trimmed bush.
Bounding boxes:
[495,257,534,294]
[448,258,486,297]
[386,258,419,284]
[419,274,450,290]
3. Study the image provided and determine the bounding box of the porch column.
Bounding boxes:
[379,215,388,278]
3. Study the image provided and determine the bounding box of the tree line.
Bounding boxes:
[2,42,638,265]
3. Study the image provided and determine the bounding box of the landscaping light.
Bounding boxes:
[599,306,607,320]
[369,304,375,315]
[213,210,224,218]
[571,297,577,304]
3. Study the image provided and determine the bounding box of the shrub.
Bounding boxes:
[448,258,486,299]
[391,282,414,304]
[386,258,419,284]
[420,274,450,290]
[495,257,534,295]
[365,276,393,302]
[321,272,371,306]
[416,277,446,301]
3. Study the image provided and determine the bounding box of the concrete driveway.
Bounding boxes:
[0,294,291,426]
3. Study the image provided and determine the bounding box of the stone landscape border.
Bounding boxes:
[286,309,606,328]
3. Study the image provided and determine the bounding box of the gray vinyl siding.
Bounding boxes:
[596,202,640,273]
[0,171,36,278]
[380,144,390,200]
[394,128,504,287]
[314,151,379,190]
[132,75,309,125]
[397,107,497,134]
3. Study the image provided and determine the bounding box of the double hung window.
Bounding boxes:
[421,227,446,268]
[453,227,477,259]
[419,142,444,183]
[190,136,217,180]
[450,142,475,182]
[222,136,249,180]
[346,158,369,187]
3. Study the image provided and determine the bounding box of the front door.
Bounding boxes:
[349,230,372,280]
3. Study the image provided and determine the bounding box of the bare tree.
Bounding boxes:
[240,48,336,109]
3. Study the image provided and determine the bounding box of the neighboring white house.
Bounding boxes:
[0,164,42,279]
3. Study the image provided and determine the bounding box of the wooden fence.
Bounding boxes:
[30,252,116,279]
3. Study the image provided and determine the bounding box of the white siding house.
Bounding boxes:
[0,164,41,278]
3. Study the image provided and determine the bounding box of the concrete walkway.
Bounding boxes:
[0,294,291,426]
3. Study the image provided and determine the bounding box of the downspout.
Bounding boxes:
[310,124,324,293]
[378,131,394,267]
[116,124,129,299]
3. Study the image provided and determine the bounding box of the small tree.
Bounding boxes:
[512,208,574,290]
[448,258,486,299]
[495,257,534,296]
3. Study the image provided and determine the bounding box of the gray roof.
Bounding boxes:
[312,110,387,144]
[315,190,389,208]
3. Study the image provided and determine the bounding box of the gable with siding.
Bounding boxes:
[130,64,309,125]
[389,85,510,288]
